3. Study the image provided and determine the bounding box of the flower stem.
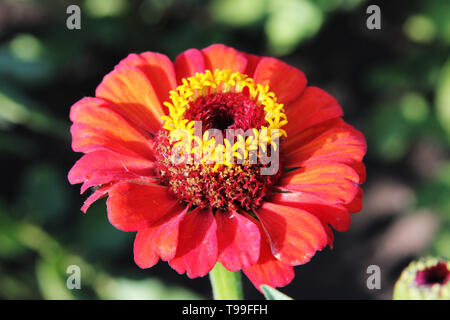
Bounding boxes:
[209,263,243,300]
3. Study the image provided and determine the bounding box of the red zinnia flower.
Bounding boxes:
[68,44,366,291]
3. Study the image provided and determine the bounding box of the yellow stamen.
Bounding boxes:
[161,69,287,169]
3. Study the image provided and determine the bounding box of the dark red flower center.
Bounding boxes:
[184,92,266,133]
[415,262,450,287]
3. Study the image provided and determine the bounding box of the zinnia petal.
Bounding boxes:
[253,57,307,105]
[243,53,261,77]
[68,150,154,194]
[284,86,343,137]
[117,52,177,105]
[279,163,360,205]
[270,191,351,232]
[133,225,160,269]
[169,208,218,278]
[153,206,188,261]
[242,214,294,291]
[107,181,181,231]
[174,48,206,84]
[284,119,366,172]
[323,224,335,248]
[345,187,364,213]
[201,44,247,73]
[70,97,154,159]
[95,66,168,134]
[216,211,261,272]
[255,202,328,266]
[134,206,188,268]
[80,184,112,213]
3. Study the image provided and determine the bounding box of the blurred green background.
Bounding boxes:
[0,0,449,299]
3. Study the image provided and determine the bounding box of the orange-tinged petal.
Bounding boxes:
[202,44,247,73]
[174,48,206,84]
[270,191,351,232]
[216,211,260,272]
[169,207,218,278]
[117,52,177,106]
[284,86,343,137]
[279,163,360,205]
[106,181,180,232]
[70,97,154,159]
[283,119,366,183]
[255,202,327,266]
[253,57,307,105]
[95,66,165,134]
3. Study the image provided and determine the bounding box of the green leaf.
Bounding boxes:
[261,285,293,300]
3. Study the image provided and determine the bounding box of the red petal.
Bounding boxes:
[255,202,327,266]
[324,224,335,249]
[133,226,160,269]
[270,191,351,232]
[284,86,343,137]
[243,53,261,77]
[174,48,205,84]
[106,181,180,231]
[253,57,307,105]
[95,66,166,134]
[169,208,218,278]
[134,206,188,268]
[216,211,260,272]
[284,119,367,173]
[153,206,188,261]
[345,187,364,213]
[242,214,294,291]
[348,161,367,184]
[68,150,154,194]
[279,163,360,205]
[117,52,177,105]
[201,44,247,73]
[70,97,154,159]
[80,184,112,213]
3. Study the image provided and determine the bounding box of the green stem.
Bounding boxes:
[209,263,243,300]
